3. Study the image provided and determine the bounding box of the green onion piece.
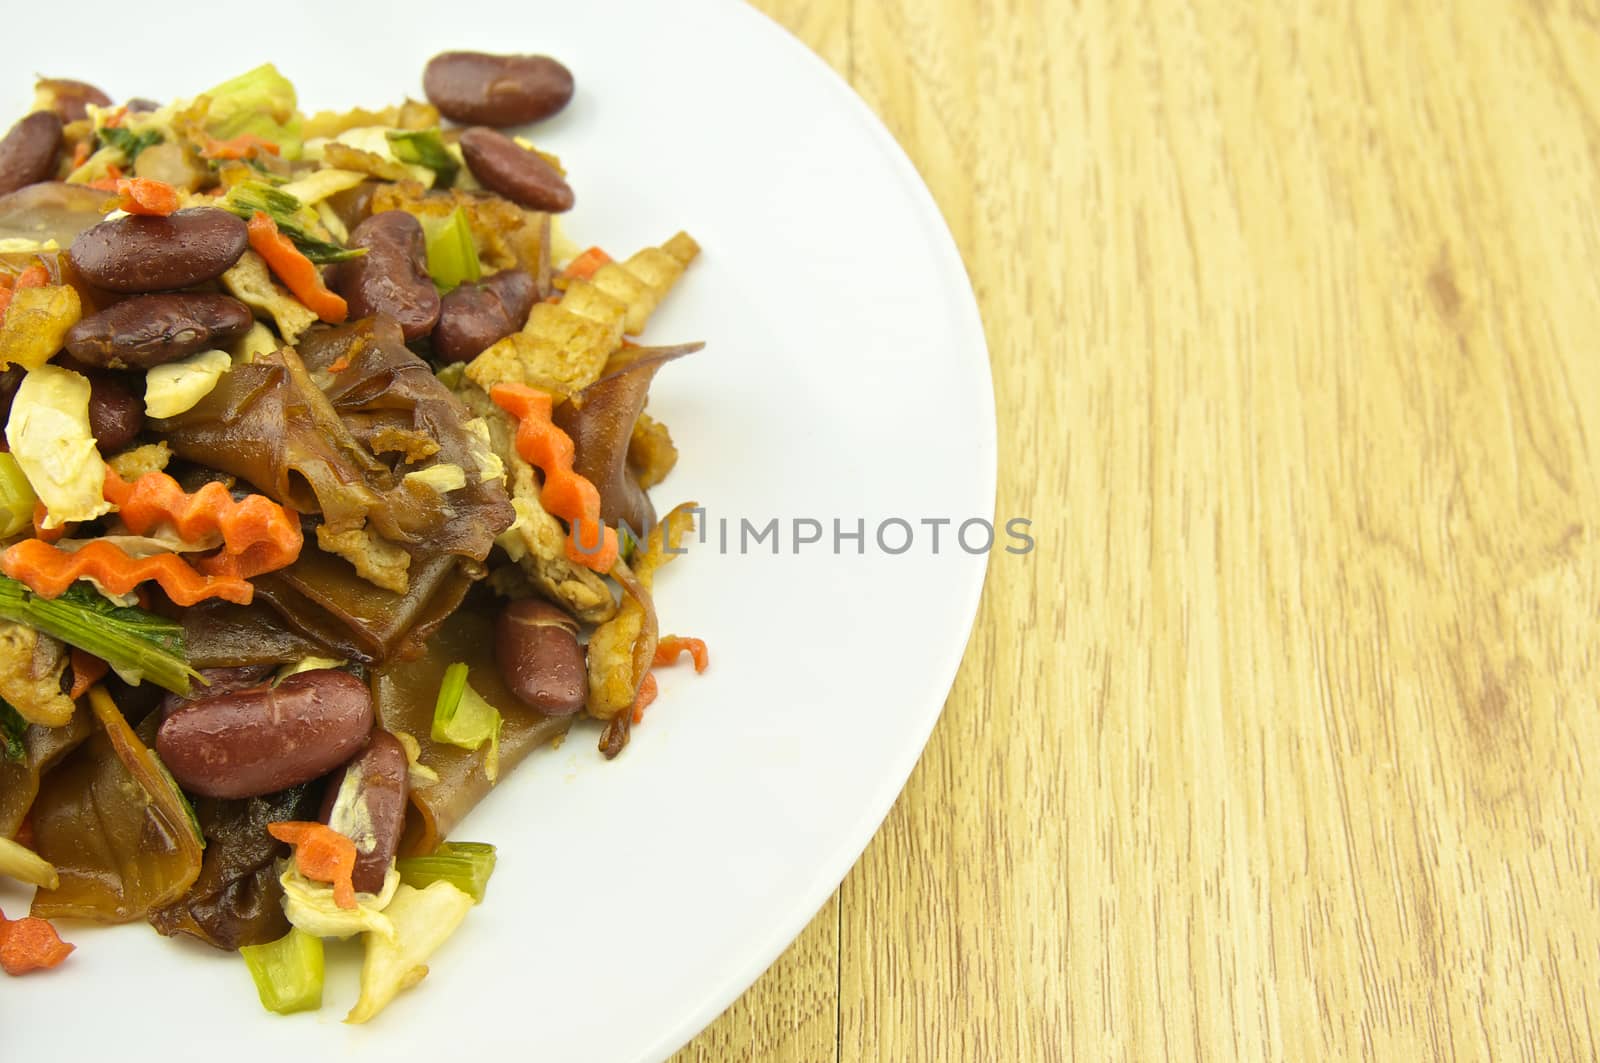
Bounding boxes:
[387,129,459,185]
[0,453,38,538]
[396,841,498,903]
[0,700,25,763]
[97,127,162,164]
[239,927,324,1015]
[0,577,199,695]
[422,207,481,293]
[431,662,501,780]
[220,181,366,264]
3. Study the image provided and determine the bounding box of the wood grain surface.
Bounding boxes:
[677,1,1600,1059]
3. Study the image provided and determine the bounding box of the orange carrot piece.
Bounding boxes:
[31,501,67,545]
[246,212,348,324]
[560,246,612,282]
[653,636,709,673]
[103,468,303,580]
[0,288,11,322]
[70,139,91,169]
[1,539,254,606]
[0,909,74,976]
[489,383,619,572]
[630,671,660,725]
[87,164,124,193]
[267,822,358,910]
[14,264,50,290]
[199,133,280,160]
[68,649,109,700]
[114,177,179,217]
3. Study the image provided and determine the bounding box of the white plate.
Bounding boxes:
[0,2,994,1059]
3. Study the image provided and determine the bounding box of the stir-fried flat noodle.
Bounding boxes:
[29,688,204,922]
[374,607,571,854]
[149,783,321,950]
[0,701,91,837]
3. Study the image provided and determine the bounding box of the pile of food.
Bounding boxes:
[0,50,707,1021]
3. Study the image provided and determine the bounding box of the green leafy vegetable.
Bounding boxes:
[0,453,35,539]
[423,207,481,293]
[396,841,496,903]
[98,126,163,164]
[0,577,199,694]
[202,63,304,161]
[387,129,459,185]
[431,662,501,780]
[240,927,324,1014]
[0,700,25,764]
[220,181,365,264]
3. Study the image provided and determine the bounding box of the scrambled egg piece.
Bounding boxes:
[106,442,171,481]
[6,364,112,528]
[145,349,232,417]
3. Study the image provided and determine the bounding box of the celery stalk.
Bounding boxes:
[0,577,198,694]
[387,129,459,185]
[396,842,497,903]
[240,927,324,1015]
[423,207,481,293]
[0,453,38,538]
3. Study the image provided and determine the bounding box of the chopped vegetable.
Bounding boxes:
[202,63,304,160]
[143,348,233,416]
[239,928,324,1014]
[97,126,162,164]
[103,466,304,580]
[431,662,502,781]
[654,635,709,673]
[0,835,59,889]
[0,452,39,538]
[277,167,366,207]
[387,128,459,184]
[0,284,83,371]
[2,539,255,607]
[0,700,24,762]
[5,364,111,527]
[67,648,108,700]
[114,177,179,217]
[220,181,365,264]
[422,206,482,292]
[267,821,359,910]
[559,246,612,283]
[246,212,349,323]
[0,907,74,975]
[199,133,280,161]
[489,383,618,571]
[395,841,496,903]
[0,577,198,694]
[346,880,475,1024]
[278,863,399,941]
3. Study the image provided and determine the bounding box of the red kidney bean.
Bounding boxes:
[86,372,144,452]
[156,669,374,799]
[125,98,161,114]
[458,127,574,213]
[0,112,64,198]
[318,730,409,894]
[69,208,249,294]
[434,269,537,363]
[424,51,575,127]
[35,79,112,123]
[66,293,253,369]
[495,598,586,716]
[328,211,440,340]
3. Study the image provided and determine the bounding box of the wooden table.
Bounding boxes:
[678,2,1600,1058]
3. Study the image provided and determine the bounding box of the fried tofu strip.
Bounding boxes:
[222,250,318,344]
[464,232,700,400]
[0,622,73,728]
